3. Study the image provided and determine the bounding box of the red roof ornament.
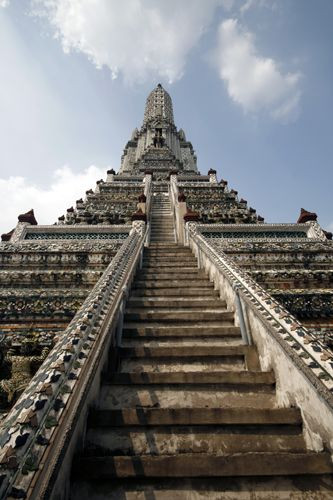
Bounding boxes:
[138,193,147,203]
[18,209,37,225]
[297,208,318,224]
[184,209,200,223]
[131,208,147,222]
[1,229,14,242]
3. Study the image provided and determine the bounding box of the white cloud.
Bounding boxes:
[240,0,276,14]
[0,0,10,7]
[215,18,301,121]
[0,165,106,234]
[30,0,229,84]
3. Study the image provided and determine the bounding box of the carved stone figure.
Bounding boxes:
[0,340,49,404]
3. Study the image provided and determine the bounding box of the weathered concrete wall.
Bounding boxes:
[190,240,333,457]
[247,307,333,454]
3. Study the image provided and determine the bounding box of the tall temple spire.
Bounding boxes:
[119,84,197,177]
[143,83,175,125]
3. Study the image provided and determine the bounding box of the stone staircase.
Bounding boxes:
[70,195,333,499]
[150,192,175,243]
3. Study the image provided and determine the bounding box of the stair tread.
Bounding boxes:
[73,452,333,478]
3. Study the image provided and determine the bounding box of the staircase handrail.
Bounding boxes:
[144,173,152,218]
[143,174,152,246]
[186,222,333,404]
[169,174,180,243]
[0,221,148,500]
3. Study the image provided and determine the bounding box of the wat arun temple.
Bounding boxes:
[0,85,333,498]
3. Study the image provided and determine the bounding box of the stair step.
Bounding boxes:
[137,272,205,280]
[120,357,245,373]
[150,223,174,226]
[88,407,302,427]
[127,298,225,308]
[98,383,276,409]
[130,288,220,297]
[108,370,275,385]
[84,426,306,456]
[70,475,333,499]
[124,310,233,321]
[72,452,333,479]
[145,246,191,251]
[122,338,244,347]
[122,323,240,336]
[119,346,252,358]
[142,260,197,267]
[119,344,260,371]
[143,257,194,261]
[148,243,179,249]
[143,251,193,260]
[133,280,214,289]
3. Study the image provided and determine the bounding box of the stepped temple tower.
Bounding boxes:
[1,84,333,499]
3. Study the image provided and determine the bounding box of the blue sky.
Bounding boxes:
[0,0,332,233]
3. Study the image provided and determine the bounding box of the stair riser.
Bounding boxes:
[71,476,333,499]
[85,428,305,456]
[119,357,245,373]
[150,223,172,225]
[108,371,275,385]
[144,254,194,257]
[142,260,197,266]
[73,453,333,479]
[119,346,250,357]
[130,289,219,297]
[127,299,225,308]
[124,312,233,321]
[136,274,206,281]
[122,326,240,336]
[138,269,202,275]
[122,338,244,347]
[98,385,276,410]
[89,407,302,426]
[132,282,214,289]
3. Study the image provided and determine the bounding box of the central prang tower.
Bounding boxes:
[119,83,198,177]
